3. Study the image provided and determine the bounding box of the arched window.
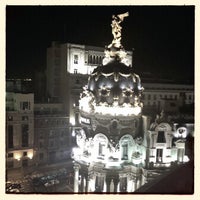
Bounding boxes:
[99,56,102,64]
[96,56,99,64]
[119,134,134,160]
[93,56,96,64]
[89,55,92,64]
[93,134,108,159]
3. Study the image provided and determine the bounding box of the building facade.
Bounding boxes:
[34,103,72,165]
[46,42,133,124]
[6,91,35,169]
[46,41,194,125]
[71,12,194,193]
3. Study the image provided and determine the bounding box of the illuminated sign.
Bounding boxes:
[80,116,91,124]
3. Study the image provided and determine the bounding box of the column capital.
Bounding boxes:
[73,163,80,170]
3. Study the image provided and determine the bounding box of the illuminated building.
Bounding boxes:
[6,81,35,168]
[46,41,132,124]
[71,12,193,193]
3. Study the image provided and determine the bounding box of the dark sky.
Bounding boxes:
[6,5,194,82]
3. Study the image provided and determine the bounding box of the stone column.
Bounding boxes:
[85,175,90,193]
[73,163,80,193]
[106,177,111,193]
[110,179,114,193]
[83,177,86,193]
[113,178,119,193]
[80,175,84,192]
[134,177,138,190]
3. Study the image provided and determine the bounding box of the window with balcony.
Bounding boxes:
[74,55,78,64]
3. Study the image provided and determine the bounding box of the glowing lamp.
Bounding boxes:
[28,151,33,159]
[14,153,21,161]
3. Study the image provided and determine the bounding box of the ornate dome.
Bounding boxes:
[79,12,144,116]
[88,60,143,106]
[79,60,143,116]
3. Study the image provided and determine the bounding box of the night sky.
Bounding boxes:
[6,5,194,82]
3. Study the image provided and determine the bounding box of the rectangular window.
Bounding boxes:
[22,124,29,147]
[8,153,13,158]
[22,116,29,121]
[39,142,43,148]
[39,153,44,161]
[153,94,156,100]
[39,132,44,139]
[157,131,166,143]
[7,161,14,168]
[156,148,163,162]
[148,94,151,100]
[74,69,78,74]
[23,152,27,157]
[20,102,30,110]
[122,143,128,160]
[8,116,13,121]
[170,102,176,107]
[49,140,54,147]
[8,125,13,148]
[74,55,78,64]
[98,143,105,157]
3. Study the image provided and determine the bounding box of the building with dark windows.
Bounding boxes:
[6,90,35,169]
[34,103,72,165]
